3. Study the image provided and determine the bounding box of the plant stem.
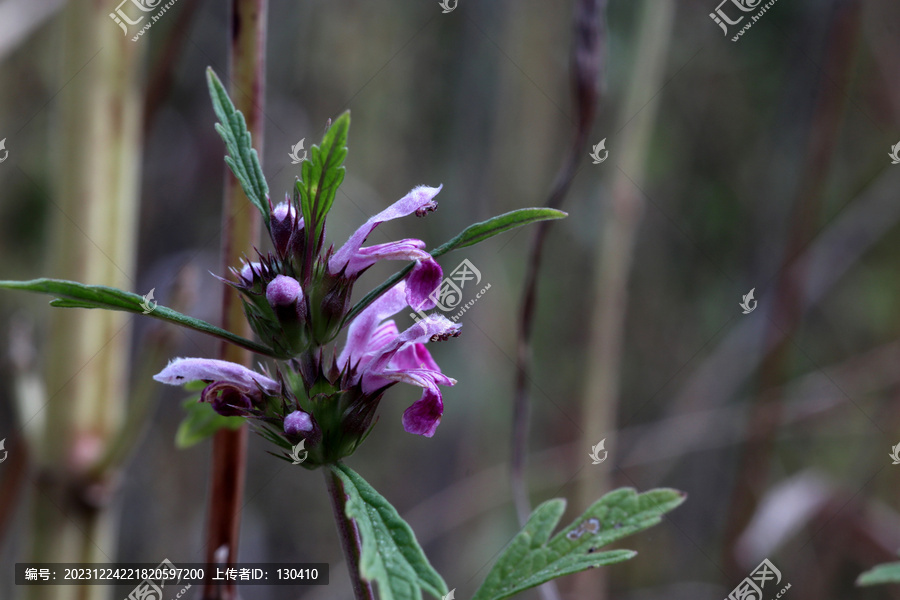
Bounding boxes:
[25,2,145,599]
[511,0,602,525]
[325,467,376,600]
[573,2,673,598]
[202,1,267,599]
[721,0,862,577]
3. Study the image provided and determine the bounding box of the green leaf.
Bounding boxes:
[297,112,350,250]
[206,67,270,222]
[175,397,244,448]
[472,488,686,600]
[429,208,567,256]
[858,562,900,586]
[332,463,448,600]
[344,207,567,324]
[0,278,285,358]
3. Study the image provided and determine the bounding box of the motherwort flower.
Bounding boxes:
[228,185,445,352]
[0,86,566,473]
[153,358,281,417]
[151,173,462,465]
[338,281,460,437]
[153,280,459,464]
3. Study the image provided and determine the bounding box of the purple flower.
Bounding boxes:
[329,185,444,310]
[339,281,460,437]
[154,357,279,393]
[154,358,281,417]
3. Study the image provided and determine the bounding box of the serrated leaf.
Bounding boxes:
[471,488,686,600]
[0,278,284,358]
[175,397,245,448]
[332,463,448,600]
[206,68,270,222]
[343,207,568,324]
[297,112,350,253]
[858,562,900,586]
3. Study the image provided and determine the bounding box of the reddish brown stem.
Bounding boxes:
[325,467,376,600]
[201,0,267,598]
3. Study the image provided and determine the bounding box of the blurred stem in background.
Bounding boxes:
[201,1,267,598]
[23,1,146,599]
[722,0,862,583]
[512,1,602,599]
[573,1,674,597]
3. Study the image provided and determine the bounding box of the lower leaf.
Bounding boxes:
[332,463,448,600]
[472,487,686,600]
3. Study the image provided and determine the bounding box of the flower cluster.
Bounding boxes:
[154,184,461,465]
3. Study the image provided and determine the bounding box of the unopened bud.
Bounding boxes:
[266,275,303,308]
[284,410,313,436]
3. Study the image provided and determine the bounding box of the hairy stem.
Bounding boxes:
[325,467,376,600]
[201,0,267,599]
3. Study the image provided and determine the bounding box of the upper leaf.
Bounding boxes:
[858,561,900,586]
[471,487,686,600]
[343,207,568,324]
[297,112,350,259]
[0,278,285,358]
[332,463,448,600]
[430,208,567,257]
[206,67,270,222]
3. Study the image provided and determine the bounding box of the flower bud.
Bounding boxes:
[202,381,255,417]
[239,261,261,285]
[270,198,298,257]
[266,275,302,308]
[284,410,313,436]
[265,275,309,354]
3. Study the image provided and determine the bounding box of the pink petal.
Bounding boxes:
[364,315,461,377]
[328,185,442,274]
[338,282,409,369]
[344,239,431,276]
[390,342,441,373]
[153,357,279,394]
[405,258,443,311]
[401,386,444,437]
